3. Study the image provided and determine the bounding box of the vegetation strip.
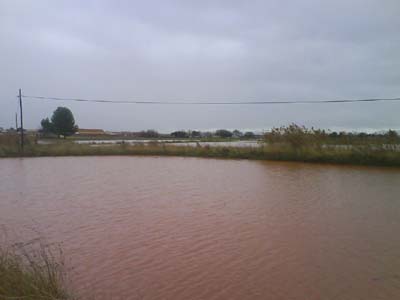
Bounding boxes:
[2,124,400,167]
[0,142,399,167]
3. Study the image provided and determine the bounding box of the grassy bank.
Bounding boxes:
[1,139,400,167]
[0,240,73,300]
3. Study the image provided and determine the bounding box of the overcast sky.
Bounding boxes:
[1,0,399,132]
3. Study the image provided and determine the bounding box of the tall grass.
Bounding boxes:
[1,141,399,166]
[0,238,74,300]
[265,124,400,147]
[1,131,400,166]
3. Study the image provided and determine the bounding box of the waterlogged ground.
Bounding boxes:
[1,157,400,299]
[74,139,261,148]
[39,139,400,151]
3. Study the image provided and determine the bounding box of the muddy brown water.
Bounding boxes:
[1,156,400,300]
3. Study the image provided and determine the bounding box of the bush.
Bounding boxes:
[0,239,73,299]
[138,130,159,138]
[215,129,232,138]
[265,124,316,148]
[171,131,189,138]
[243,131,255,139]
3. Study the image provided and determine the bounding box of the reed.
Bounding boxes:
[0,239,74,300]
[1,140,400,167]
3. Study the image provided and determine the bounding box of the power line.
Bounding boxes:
[21,94,400,105]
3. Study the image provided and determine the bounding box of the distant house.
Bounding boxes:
[76,128,105,135]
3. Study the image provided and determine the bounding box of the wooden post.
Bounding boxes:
[19,89,24,151]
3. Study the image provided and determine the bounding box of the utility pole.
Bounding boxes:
[19,89,24,151]
[15,113,18,131]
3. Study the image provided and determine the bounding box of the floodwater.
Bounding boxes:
[74,139,260,148]
[1,156,400,300]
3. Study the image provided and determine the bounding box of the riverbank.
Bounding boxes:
[1,142,400,167]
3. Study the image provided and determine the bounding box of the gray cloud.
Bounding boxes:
[1,0,399,132]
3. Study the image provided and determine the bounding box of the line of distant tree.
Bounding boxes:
[33,106,400,144]
[122,129,258,139]
[130,127,400,143]
[167,129,256,139]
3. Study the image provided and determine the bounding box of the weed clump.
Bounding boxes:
[0,238,74,300]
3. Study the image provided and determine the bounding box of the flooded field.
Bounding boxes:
[74,139,261,148]
[1,156,400,299]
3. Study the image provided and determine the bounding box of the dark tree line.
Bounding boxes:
[169,129,256,139]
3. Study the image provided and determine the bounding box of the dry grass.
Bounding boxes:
[1,139,400,167]
[0,237,74,300]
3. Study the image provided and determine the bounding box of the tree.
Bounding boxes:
[215,129,232,138]
[386,129,399,144]
[243,131,255,139]
[40,118,53,133]
[202,131,212,138]
[329,131,339,138]
[190,130,201,138]
[51,107,78,138]
[232,130,243,137]
[138,130,159,138]
[171,131,189,138]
